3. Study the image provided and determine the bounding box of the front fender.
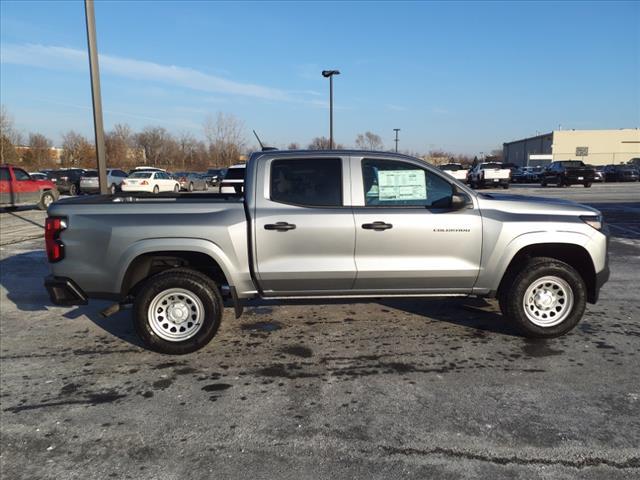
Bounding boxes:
[475,230,592,293]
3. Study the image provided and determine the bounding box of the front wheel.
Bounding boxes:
[584,182,592,188]
[174,184,180,193]
[69,184,78,196]
[153,185,159,194]
[109,183,117,195]
[499,257,586,338]
[133,269,223,354]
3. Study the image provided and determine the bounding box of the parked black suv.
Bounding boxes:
[47,168,87,195]
[603,164,640,182]
[540,161,595,188]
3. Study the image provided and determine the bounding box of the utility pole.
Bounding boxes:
[322,70,340,149]
[84,0,108,195]
[393,128,400,153]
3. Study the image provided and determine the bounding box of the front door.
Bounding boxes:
[254,156,356,295]
[352,156,482,293]
[12,168,41,204]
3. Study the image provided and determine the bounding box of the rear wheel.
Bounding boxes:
[173,184,180,193]
[499,257,586,338]
[502,183,509,189]
[188,182,194,192]
[133,269,223,354]
[38,191,55,210]
[153,185,159,194]
[584,182,592,188]
[109,183,117,195]
[69,184,78,196]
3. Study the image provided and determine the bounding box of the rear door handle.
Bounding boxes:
[264,222,296,231]
[362,221,393,231]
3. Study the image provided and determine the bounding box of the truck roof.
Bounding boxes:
[249,149,421,163]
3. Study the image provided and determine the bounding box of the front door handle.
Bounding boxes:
[264,222,296,232]
[362,221,393,231]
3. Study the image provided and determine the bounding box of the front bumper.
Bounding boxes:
[45,275,88,306]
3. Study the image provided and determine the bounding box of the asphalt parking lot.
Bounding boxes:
[1,183,639,479]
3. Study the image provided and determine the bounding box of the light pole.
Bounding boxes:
[322,70,340,149]
[393,128,400,153]
[84,0,108,195]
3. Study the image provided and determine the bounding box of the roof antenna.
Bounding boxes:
[253,130,278,151]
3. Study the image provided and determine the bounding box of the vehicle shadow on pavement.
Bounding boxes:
[5,210,45,229]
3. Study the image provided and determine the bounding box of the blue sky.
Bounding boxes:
[1,1,638,154]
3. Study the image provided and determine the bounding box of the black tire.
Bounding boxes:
[109,183,117,195]
[584,182,592,188]
[38,191,55,210]
[188,182,194,192]
[153,185,159,194]
[174,184,180,193]
[541,180,547,187]
[133,269,223,355]
[69,183,78,196]
[499,257,586,338]
[502,183,509,189]
[204,182,208,191]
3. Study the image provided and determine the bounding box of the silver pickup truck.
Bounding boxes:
[44,150,609,354]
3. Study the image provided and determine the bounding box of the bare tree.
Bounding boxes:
[105,123,133,167]
[355,131,384,150]
[0,105,19,163]
[287,142,300,150]
[134,126,180,168]
[308,136,331,150]
[61,131,95,167]
[22,133,53,168]
[203,112,246,167]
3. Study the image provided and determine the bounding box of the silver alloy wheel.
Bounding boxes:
[148,288,205,342]
[523,275,574,327]
[43,193,53,207]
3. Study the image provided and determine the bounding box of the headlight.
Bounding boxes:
[580,215,603,231]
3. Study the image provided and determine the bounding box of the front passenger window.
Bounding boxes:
[362,159,453,208]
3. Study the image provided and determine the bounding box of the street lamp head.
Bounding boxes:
[322,70,340,78]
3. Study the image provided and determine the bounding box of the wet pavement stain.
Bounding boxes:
[280,345,313,358]
[201,383,232,392]
[521,340,564,358]
[152,378,173,390]
[241,321,282,332]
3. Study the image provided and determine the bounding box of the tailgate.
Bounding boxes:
[483,169,510,180]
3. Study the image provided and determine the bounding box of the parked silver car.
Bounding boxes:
[174,172,209,191]
[80,169,129,194]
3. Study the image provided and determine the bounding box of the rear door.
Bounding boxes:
[253,156,356,295]
[351,156,482,292]
[0,167,13,205]
[12,168,41,204]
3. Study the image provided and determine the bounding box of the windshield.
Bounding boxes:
[82,171,98,177]
[129,172,153,179]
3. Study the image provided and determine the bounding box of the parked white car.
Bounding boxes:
[80,169,129,194]
[468,162,511,189]
[438,163,469,182]
[121,171,179,194]
[219,164,245,194]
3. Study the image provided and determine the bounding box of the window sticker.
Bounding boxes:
[377,170,426,200]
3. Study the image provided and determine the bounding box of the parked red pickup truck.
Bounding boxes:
[0,164,59,210]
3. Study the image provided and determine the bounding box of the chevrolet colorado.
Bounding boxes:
[44,150,609,354]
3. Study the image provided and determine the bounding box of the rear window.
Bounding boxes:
[482,163,503,169]
[83,171,98,177]
[129,172,153,179]
[559,161,585,167]
[270,158,342,207]
[440,164,461,171]
[224,167,245,180]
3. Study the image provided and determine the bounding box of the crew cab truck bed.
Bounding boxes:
[45,150,609,354]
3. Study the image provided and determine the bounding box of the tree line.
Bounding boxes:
[1,105,499,171]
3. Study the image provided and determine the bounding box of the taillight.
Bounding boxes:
[140,180,149,185]
[45,217,67,262]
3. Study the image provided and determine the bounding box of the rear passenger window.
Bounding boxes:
[270,158,342,207]
[0,168,10,181]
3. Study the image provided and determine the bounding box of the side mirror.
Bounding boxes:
[451,192,471,210]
